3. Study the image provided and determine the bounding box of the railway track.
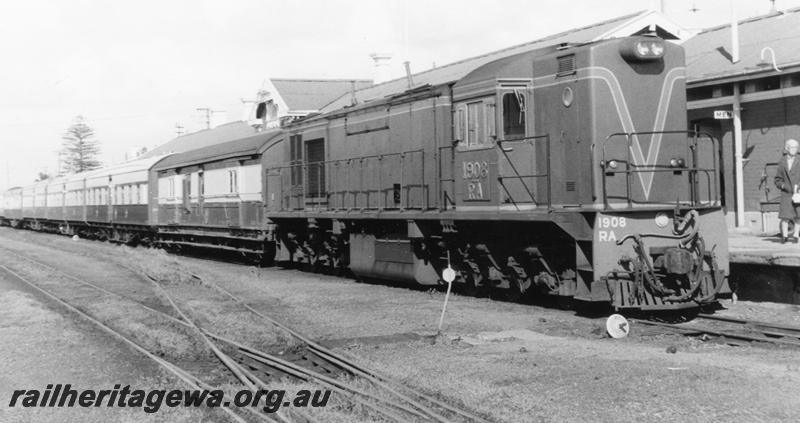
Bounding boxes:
[631,313,800,347]
[0,244,492,423]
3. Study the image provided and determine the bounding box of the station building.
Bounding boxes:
[683,8,800,232]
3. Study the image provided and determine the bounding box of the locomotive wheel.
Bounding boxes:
[460,262,487,297]
[504,260,530,302]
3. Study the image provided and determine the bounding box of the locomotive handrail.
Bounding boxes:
[437,145,456,210]
[599,130,721,209]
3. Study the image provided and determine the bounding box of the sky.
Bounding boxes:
[1,0,799,190]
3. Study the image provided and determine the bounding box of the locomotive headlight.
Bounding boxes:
[669,158,678,167]
[607,160,619,169]
[676,158,686,168]
[648,41,665,57]
[635,42,651,56]
[620,38,666,61]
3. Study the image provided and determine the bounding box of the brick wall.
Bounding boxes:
[689,95,800,215]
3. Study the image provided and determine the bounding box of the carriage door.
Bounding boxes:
[198,169,205,216]
[182,174,191,222]
[496,86,540,207]
[107,176,114,222]
[265,166,282,212]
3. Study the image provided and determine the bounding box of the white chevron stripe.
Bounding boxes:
[533,66,686,200]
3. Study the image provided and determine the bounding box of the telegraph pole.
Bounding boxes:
[197,108,211,129]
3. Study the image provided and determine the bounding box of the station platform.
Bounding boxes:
[729,231,800,267]
[728,231,800,305]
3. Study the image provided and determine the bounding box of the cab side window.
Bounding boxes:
[456,99,496,148]
[466,102,483,147]
[502,91,526,138]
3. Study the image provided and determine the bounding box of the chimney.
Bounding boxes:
[370,53,393,84]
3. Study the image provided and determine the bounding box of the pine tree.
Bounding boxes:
[61,115,102,173]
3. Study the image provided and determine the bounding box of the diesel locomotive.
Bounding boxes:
[0,35,730,311]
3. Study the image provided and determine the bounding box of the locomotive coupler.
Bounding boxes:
[615,209,708,300]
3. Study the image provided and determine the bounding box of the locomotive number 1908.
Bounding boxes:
[597,216,627,242]
[462,161,489,201]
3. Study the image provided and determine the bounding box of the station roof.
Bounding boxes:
[684,7,800,84]
[153,130,281,171]
[271,79,373,112]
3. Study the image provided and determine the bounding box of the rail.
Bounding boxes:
[600,130,720,208]
[0,245,491,422]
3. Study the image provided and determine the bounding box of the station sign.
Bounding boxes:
[714,110,733,119]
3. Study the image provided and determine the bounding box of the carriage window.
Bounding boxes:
[228,169,238,194]
[503,91,526,137]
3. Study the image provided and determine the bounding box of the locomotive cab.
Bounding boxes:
[452,51,542,209]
